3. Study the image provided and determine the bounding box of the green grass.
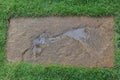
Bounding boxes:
[0,0,120,80]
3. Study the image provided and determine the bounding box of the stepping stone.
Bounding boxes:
[7,16,114,68]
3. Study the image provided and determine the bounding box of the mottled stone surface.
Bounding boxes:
[7,16,114,68]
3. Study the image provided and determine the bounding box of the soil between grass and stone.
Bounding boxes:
[6,16,114,68]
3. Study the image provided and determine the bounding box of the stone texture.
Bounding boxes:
[7,16,114,68]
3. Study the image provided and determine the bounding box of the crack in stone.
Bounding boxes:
[21,48,30,61]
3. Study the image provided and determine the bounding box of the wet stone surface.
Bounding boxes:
[33,27,87,58]
[7,17,114,68]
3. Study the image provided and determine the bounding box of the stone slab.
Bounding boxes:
[7,16,114,68]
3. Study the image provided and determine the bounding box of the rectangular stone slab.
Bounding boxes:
[7,16,114,68]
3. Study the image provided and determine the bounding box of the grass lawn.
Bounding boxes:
[0,0,120,80]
